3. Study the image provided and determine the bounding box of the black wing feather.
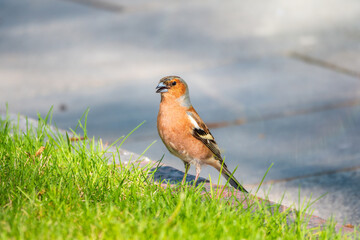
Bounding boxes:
[192,128,226,166]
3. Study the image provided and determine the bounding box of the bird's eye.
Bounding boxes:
[172,81,176,86]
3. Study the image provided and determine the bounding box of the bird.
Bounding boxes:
[156,76,248,193]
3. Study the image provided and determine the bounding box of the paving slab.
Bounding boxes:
[2,0,360,142]
[259,168,360,225]
[291,29,360,78]
[2,0,360,121]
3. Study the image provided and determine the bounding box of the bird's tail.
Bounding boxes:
[213,163,248,193]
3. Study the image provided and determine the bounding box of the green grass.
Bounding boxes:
[0,111,357,239]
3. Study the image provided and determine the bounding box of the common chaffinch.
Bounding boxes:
[156,76,248,193]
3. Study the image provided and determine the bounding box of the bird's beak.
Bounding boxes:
[156,82,169,93]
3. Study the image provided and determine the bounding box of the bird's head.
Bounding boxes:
[156,76,191,106]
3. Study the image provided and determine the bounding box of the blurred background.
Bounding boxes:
[1,0,360,225]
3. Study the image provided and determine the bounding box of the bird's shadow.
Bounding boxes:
[150,166,209,186]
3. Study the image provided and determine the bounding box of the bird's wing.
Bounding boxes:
[186,108,226,166]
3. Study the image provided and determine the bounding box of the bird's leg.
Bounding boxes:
[182,162,190,185]
[194,164,201,186]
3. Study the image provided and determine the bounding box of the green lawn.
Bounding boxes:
[0,112,357,239]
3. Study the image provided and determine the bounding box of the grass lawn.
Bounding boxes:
[0,111,357,239]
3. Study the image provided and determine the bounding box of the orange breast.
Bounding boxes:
[157,99,212,162]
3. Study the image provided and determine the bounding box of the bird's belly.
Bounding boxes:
[158,124,212,162]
